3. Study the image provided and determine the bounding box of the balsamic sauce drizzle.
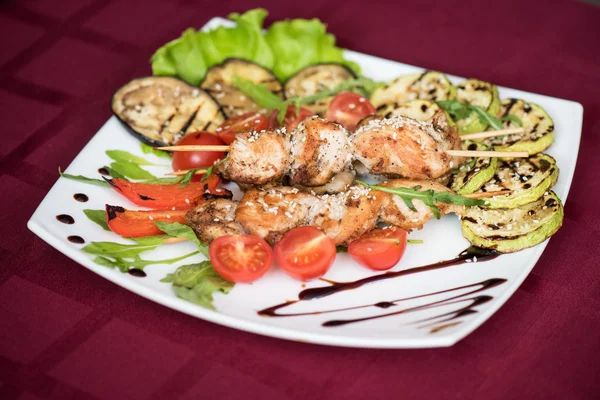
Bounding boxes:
[73,193,88,202]
[68,235,85,244]
[128,269,147,278]
[56,214,74,224]
[258,247,505,331]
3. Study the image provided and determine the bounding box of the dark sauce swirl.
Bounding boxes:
[258,247,504,331]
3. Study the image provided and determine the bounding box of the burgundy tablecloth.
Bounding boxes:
[1,0,599,398]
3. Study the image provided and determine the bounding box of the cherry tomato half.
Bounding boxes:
[268,105,314,132]
[348,227,407,271]
[171,131,226,172]
[274,226,336,281]
[209,235,273,283]
[324,92,377,131]
[215,112,269,144]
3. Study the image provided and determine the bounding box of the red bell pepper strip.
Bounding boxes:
[106,174,230,210]
[106,205,188,237]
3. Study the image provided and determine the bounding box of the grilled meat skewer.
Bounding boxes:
[186,179,461,246]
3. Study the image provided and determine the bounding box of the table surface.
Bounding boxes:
[1,0,599,399]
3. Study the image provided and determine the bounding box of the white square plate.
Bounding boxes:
[28,17,582,348]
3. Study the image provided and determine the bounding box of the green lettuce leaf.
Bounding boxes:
[150,9,359,85]
[198,9,273,68]
[265,17,360,81]
[151,9,272,85]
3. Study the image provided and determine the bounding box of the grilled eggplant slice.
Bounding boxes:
[201,58,283,117]
[461,190,563,253]
[284,63,357,114]
[112,77,225,146]
[370,71,456,108]
[447,141,497,194]
[474,153,558,208]
[483,99,555,155]
[455,79,500,134]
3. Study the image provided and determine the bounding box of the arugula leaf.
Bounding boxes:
[161,261,234,310]
[83,209,110,231]
[102,165,127,180]
[140,143,171,159]
[94,251,198,273]
[106,150,156,166]
[82,240,163,259]
[155,221,209,258]
[58,167,110,187]
[300,77,384,104]
[356,180,488,219]
[501,115,523,126]
[202,157,227,182]
[336,245,348,253]
[178,168,202,188]
[138,176,185,185]
[437,100,503,130]
[131,236,167,246]
[450,158,477,175]
[468,106,503,130]
[277,98,300,124]
[233,76,384,122]
[231,76,283,109]
[109,161,156,180]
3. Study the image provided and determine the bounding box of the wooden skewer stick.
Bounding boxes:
[459,128,524,140]
[158,145,529,158]
[167,169,207,176]
[446,150,529,158]
[162,237,188,244]
[156,145,230,152]
[463,190,512,199]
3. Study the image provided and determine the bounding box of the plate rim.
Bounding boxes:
[27,17,584,349]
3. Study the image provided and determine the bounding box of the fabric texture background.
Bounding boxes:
[1,0,599,399]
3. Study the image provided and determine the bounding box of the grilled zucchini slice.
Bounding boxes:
[112,77,225,147]
[447,141,497,194]
[483,99,555,155]
[284,63,357,114]
[455,79,500,134]
[370,71,456,108]
[461,190,563,253]
[200,58,283,117]
[474,153,558,208]
[376,99,457,130]
[377,99,441,120]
